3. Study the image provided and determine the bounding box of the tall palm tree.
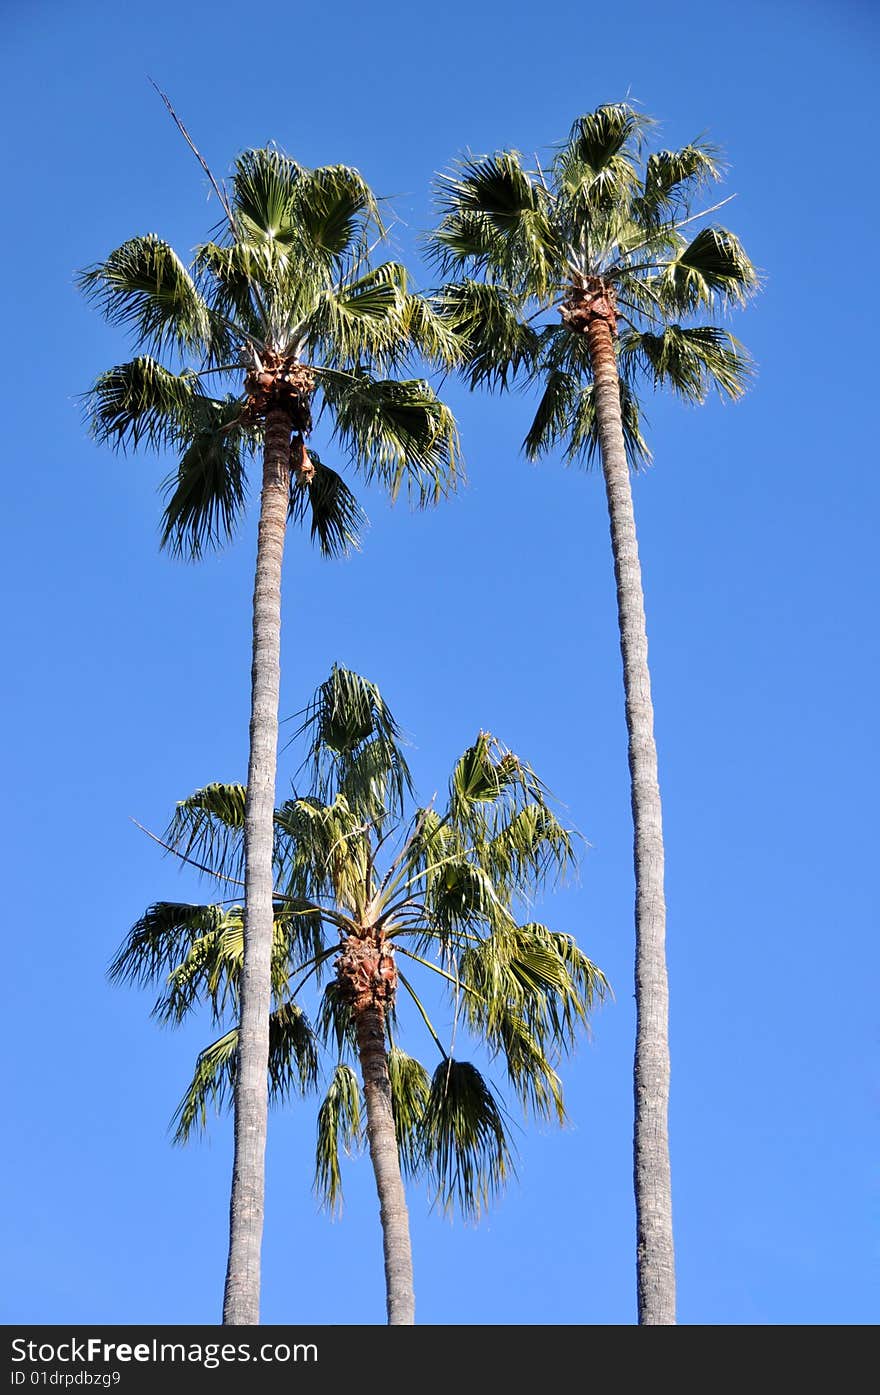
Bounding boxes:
[110,665,607,1324]
[428,104,758,1323]
[80,151,459,1324]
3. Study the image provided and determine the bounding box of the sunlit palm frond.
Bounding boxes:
[108,901,227,989]
[485,802,576,893]
[293,164,381,270]
[448,731,549,836]
[620,324,754,401]
[320,368,461,505]
[387,1047,431,1179]
[553,104,647,229]
[166,782,247,884]
[159,397,251,558]
[401,291,462,369]
[273,794,368,913]
[635,142,721,224]
[292,663,413,820]
[172,1002,319,1143]
[306,263,408,364]
[657,225,758,313]
[84,357,206,453]
[171,1026,238,1142]
[231,146,305,249]
[315,1063,364,1212]
[436,280,539,389]
[420,1059,515,1218]
[195,240,272,340]
[487,1008,566,1123]
[433,151,558,296]
[78,234,213,356]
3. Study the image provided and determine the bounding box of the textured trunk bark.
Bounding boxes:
[354,1004,416,1325]
[222,407,291,1325]
[586,311,676,1326]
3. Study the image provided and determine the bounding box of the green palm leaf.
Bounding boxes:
[85,357,206,453]
[288,449,366,558]
[420,1059,515,1218]
[388,1047,431,1178]
[78,234,213,355]
[315,1063,363,1212]
[173,1002,319,1143]
[320,369,461,505]
[159,397,251,558]
[620,324,754,401]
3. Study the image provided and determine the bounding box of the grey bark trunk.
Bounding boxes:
[354,1004,416,1324]
[222,407,291,1325]
[586,312,676,1325]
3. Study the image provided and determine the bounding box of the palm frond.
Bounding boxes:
[171,1027,238,1142]
[402,292,463,369]
[292,664,412,822]
[315,1063,364,1212]
[658,225,758,312]
[195,240,271,339]
[266,1001,321,1098]
[437,280,539,390]
[288,449,366,558]
[636,142,721,224]
[486,802,576,892]
[273,794,369,913]
[166,782,247,885]
[523,368,580,458]
[432,151,558,296]
[172,1002,319,1143]
[487,1008,566,1123]
[231,146,305,248]
[553,104,646,229]
[420,1059,515,1218]
[83,357,205,453]
[293,164,381,269]
[316,979,358,1061]
[108,901,226,988]
[78,235,213,356]
[159,397,251,558]
[460,922,606,1055]
[322,369,461,505]
[620,324,755,402]
[388,1046,431,1178]
[307,263,408,363]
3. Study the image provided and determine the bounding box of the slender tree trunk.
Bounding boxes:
[223,407,292,1325]
[586,310,676,1325]
[354,1004,416,1325]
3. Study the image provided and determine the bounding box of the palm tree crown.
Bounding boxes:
[80,147,461,558]
[111,666,607,1252]
[429,101,757,451]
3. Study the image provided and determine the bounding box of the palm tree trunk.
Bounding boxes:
[586,310,676,1326]
[223,406,291,1325]
[354,1004,416,1324]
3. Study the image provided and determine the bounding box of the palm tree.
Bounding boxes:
[80,150,460,1324]
[428,104,758,1323]
[110,665,607,1324]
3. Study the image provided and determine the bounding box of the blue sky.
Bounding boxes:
[2,0,876,1326]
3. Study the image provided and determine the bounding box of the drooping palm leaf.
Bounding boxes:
[420,1059,515,1218]
[315,1063,363,1212]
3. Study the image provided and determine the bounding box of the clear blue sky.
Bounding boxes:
[2,0,876,1327]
